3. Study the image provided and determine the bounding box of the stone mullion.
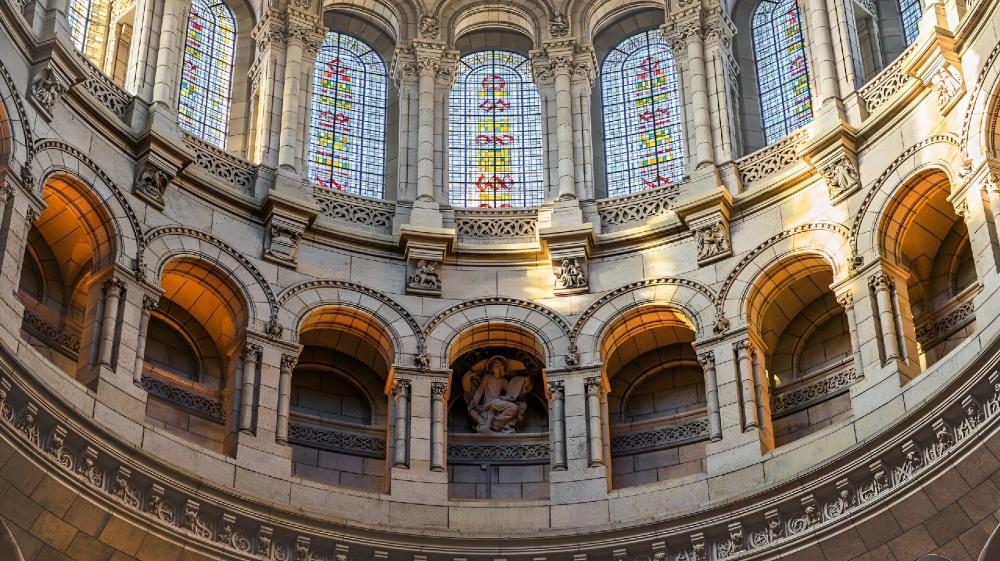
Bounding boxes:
[151,0,191,110]
[295,34,325,174]
[124,0,161,99]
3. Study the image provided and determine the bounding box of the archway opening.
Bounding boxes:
[601,306,708,489]
[289,307,392,493]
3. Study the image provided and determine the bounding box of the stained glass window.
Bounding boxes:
[448,50,544,208]
[753,0,813,144]
[898,0,922,44]
[178,0,236,148]
[307,32,387,198]
[601,30,685,198]
[67,0,112,63]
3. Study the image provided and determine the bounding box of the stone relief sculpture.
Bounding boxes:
[554,258,587,290]
[462,356,533,434]
[408,259,441,291]
[696,221,730,261]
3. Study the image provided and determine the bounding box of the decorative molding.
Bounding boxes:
[422,297,571,343]
[182,133,257,195]
[447,441,550,463]
[915,296,976,349]
[455,209,538,241]
[21,307,80,356]
[140,372,223,421]
[695,220,731,263]
[770,367,861,417]
[858,45,918,114]
[597,185,679,232]
[287,421,386,458]
[610,416,710,454]
[76,53,132,118]
[311,187,393,235]
[736,129,809,185]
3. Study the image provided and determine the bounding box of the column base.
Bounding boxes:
[408,199,444,228]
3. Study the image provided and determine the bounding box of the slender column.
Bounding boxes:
[697,351,722,442]
[547,380,567,470]
[734,340,759,430]
[132,295,158,384]
[414,55,438,202]
[684,24,714,169]
[249,12,288,167]
[277,21,309,170]
[584,376,605,467]
[552,56,577,200]
[125,0,157,98]
[275,354,296,445]
[239,344,263,434]
[97,278,125,368]
[392,50,419,201]
[956,183,1000,279]
[804,0,842,104]
[392,379,411,467]
[869,272,901,363]
[838,292,864,376]
[430,381,448,472]
[151,0,191,108]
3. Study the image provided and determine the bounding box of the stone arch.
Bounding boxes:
[718,223,850,331]
[326,0,412,42]
[437,0,548,45]
[851,136,962,262]
[26,141,142,271]
[569,0,663,43]
[276,280,421,363]
[0,517,24,561]
[0,63,33,179]
[142,226,274,332]
[962,39,1000,164]
[572,278,717,366]
[422,298,571,369]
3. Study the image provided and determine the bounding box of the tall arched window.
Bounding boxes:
[307,32,388,198]
[448,50,544,208]
[178,0,236,148]
[898,0,922,44]
[601,29,685,198]
[68,0,112,63]
[753,0,813,144]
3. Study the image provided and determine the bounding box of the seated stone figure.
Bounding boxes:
[462,356,533,434]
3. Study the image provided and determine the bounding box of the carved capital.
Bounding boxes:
[430,381,449,399]
[393,378,411,398]
[697,351,715,369]
[868,271,895,292]
[547,380,565,399]
[584,376,604,396]
[280,354,298,371]
[837,291,854,310]
[733,339,754,358]
[142,294,160,312]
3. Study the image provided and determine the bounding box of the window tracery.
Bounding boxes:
[448,50,544,208]
[306,32,388,198]
[601,29,685,197]
[752,0,813,144]
[178,0,237,148]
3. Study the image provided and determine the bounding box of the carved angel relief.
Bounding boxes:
[461,356,534,434]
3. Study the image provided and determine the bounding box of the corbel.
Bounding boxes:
[539,224,595,295]
[676,186,733,266]
[399,224,455,296]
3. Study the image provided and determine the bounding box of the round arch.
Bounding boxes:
[0,63,32,180]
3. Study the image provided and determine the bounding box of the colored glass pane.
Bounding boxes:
[601,29,685,198]
[898,0,922,44]
[448,50,544,208]
[178,0,236,148]
[753,0,814,144]
[67,0,112,62]
[307,32,387,198]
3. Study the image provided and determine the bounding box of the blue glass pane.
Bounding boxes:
[753,0,813,144]
[898,0,922,44]
[307,32,388,199]
[178,0,236,148]
[600,29,686,198]
[448,50,545,208]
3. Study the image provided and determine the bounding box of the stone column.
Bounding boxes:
[667,15,714,170]
[551,53,577,200]
[703,8,739,165]
[733,339,759,430]
[429,381,448,472]
[570,51,597,201]
[954,177,1000,283]
[249,11,288,168]
[278,18,324,171]
[697,351,723,442]
[584,375,605,467]
[239,344,263,434]
[414,52,438,203]
[151,0,191,109]
[275,353,296,445]
[124,0,160,99]
[391,49,419,202]
[97,278,125,368]
[837,291,865,377]
[869,272,901,364]
[132,294,159,384]
[547,380,567,470]
[392,378,411,468]
[804,0,842,105]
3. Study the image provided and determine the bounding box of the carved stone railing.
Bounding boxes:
[915,285,977,349]
[610,414,710,455]
[140,369,223,421]
[447,433,550,463]
[858,45,918,115]
[287,416,386,458]
[76,53,132,118]
[182,133,257,196]
[21,304,80,357]
[770,362,861,417]
[736,128,810,185]
[454,208,538,243]
[311,187,394,236]
[596,184,680,233]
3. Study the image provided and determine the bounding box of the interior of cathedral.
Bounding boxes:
[0,0,998,559]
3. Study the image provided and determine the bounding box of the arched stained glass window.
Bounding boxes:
[448,50,544,208]
[753,0,813,144]
[898,0,922,44]
[178,0,236,148]
[601,29,685,198]
[307,32,387,198]
[68,0,112,63]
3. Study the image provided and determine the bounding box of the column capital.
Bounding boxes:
[251,9,288,51]
[868,270,896,291]
[697,351,716,368]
